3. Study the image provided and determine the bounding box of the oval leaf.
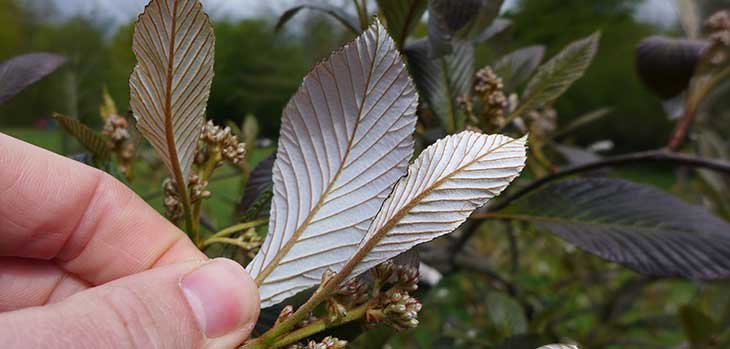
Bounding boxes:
[0,53,65,105]
[508,178,730,279]
[129,0,215,186]
[405,39,474,133]
[428,0,504,57]
[377,0,428,48]
[352,131,527,276]
[511,33,600,119]
[247,20,419,307]
[494,45,546,93]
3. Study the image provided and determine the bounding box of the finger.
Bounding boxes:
[0,133,206,285]
[0,258,260,349]
[0,258,89,312]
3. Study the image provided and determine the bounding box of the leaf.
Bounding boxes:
[494,45,545,93]
[485,291,528,336]
[53,113,110,160]
[352,131,527,277]
[553,107,612,140]
[428,0,504,57]
[247,20,419,307]
[376,0,428,48]
[0,52,65,105]
[473,18,511,43]
[129,0,215,188]
[275,4,360,34]
[239,154,275,215]
[507,178,730,279]
[100,85,118,121]
[679,305,721,349]
[405,39,474,133]
[511,33,600,118]
[537,345,579,349]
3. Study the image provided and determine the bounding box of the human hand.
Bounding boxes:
[0,133,260,348]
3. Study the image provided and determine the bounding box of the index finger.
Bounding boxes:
[0,133,206,285]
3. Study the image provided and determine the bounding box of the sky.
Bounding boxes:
[40,0,677,30]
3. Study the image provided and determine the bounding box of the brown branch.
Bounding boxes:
[450,148,730,254]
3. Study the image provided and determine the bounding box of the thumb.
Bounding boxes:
[0,258,260,349]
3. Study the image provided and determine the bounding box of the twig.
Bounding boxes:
[202,219,267,243]
[450,148,730,254]
[668,65,730,151]
[202,237,252,250]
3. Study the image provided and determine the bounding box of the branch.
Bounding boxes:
[450,148,730,253]
[493,148,730,212]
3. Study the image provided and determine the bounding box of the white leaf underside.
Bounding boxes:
[352,131,527,277]
[130,0,214,183]
[247,20,419,307]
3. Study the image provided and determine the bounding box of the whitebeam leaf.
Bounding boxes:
[248,20,419,307]
[129,0,214,186]
[352,131,527,276]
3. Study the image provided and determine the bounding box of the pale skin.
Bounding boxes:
[0,132,260,349]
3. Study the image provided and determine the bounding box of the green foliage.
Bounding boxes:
[506,0,669,151]
[494,45,545,93]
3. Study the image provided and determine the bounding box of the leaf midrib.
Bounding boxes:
[163,0,186,190]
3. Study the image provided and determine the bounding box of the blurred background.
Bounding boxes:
[1,0,728,153]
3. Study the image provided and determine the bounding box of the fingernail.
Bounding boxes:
[180,258,260,338]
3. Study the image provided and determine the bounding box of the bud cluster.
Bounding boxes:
[527,107,557,137]
[336,277,370,307]
[474,67,508,126]
[188,174,211,203]
[365,261,422,331]
[705,10,730,65]
[287,336,347,349]
[101,114,135,177]
[162,178,184,222]
[457,66,508,130]
[198,120,246,166]
[380,289,422,331]
[161,174,211,222]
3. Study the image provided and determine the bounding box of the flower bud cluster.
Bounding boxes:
[380,290,422,330]
[474,67,508,125]
[101,114,135,177]
[336,277,370,307]
[188,174,211,203]
[457,66,508,130]
[287,337,347,349]
[199,120,246,166]
[162,178,184,222]
[527,107,557,137]
[102,114,130,145]
[705,10,730,65]
[161,174,211,222]
[395,264,419,292]
[364,260,423,331]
